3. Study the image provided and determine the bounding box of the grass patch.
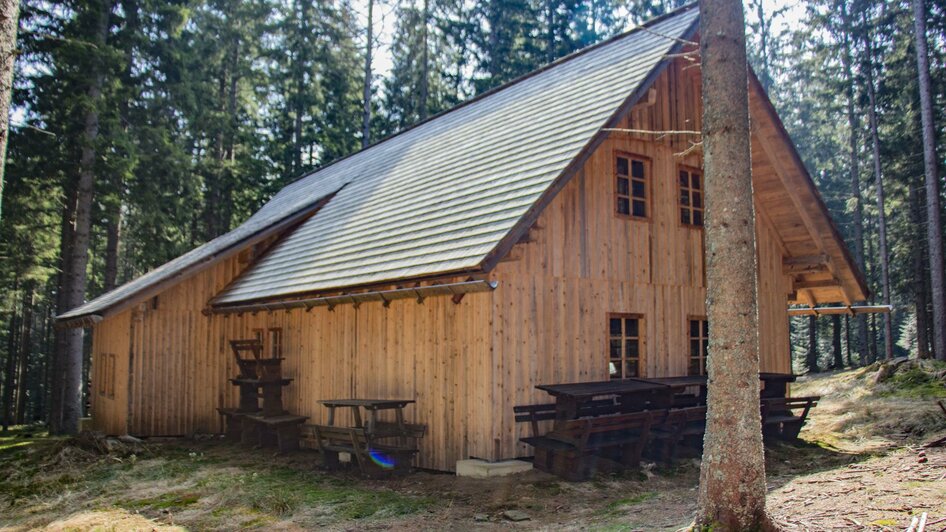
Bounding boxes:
[604,491,657,515]
[878,366,946,399]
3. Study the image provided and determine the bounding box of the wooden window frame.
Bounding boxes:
[268,328,283,358]
[608,313,644,379]
[614,152,651,221]
[678,165,705,228]
[687,316,709,376]
[97,354,107,397]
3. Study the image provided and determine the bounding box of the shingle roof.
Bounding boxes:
[211,5,700,305]
[58,4,700,321]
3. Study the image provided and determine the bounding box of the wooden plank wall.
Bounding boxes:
[488,58,792,460]
[90,309,131,435]
[91,247,494,470]
[89,57,798,471]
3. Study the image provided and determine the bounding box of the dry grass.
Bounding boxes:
[1,363,945,531]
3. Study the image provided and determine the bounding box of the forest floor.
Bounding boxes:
[1,362,945,531]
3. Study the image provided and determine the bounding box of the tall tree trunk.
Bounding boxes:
[910,176,930,359]
[14,283,33,424]
[912,0,946,361]
[832,314,843,369]
[52,0,109,435]
[806,315,819,373]
[0,0,20,223]
[546,0,555,63]
[49,184,76,432]
[2,304,18,431]
[844,314,853,366]
[361,0,374,148]
[839,0,869,365]
[696,0,768,528]
[104,206,121,292]
[861,12,893,360]
[420,0,430,120]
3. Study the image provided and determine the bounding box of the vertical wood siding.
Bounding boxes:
[90,59,794,471]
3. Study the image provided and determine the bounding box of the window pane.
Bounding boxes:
[626,340,639,357]
[680,190,690,206]
[610,361,620,379]
[617,157,629,176]
[701,357,708,375]
[702,339,709,357]
[617,177,629,195]
[690,339,700,357]
[703,320,710,336]
[690,320,699,338]
[631,160,645,178]
[688,358,702,376]
[631,180,645,198]
[681,210,691,225]
[610,318,622,336]
[610,340,622,357]
[626,360,639,378]
[626,318,638,337]
[693,210,704,226]
[632,201,646,217]
[693,191,702,208]
[691,173,701,190]
[617,197,630,215]
[679,170,689,187]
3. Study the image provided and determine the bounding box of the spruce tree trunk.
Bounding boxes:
[104,207,121,292]
[839,0,869,365]
[832,314,843,369]
[806,315,819,373]
[420,0,430,120]
[2,304,18,431]
[912,0,946,361]
[910,176,930,359]
[0,0,20,223]
[861,14,893,360]
[52,0,109,435]
[361,0,373,148]
[14,284,33,424]
[844,314,853,366]
[696,0,768,528]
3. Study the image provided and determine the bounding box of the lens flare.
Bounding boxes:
[368,449,396,469]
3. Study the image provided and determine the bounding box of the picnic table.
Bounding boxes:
[307,399,426,477]
[536,379,673,429]
[759,372,796,398]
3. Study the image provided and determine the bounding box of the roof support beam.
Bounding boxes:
[788,305,892,317]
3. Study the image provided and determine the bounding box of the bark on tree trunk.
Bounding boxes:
[839,0,870,366]
[807,315,819,373]
[420,0,430,120]
[14,284,33,424]
[104,205,121,292]
[361,0,373,148]
[844,314,853,367]
[696,0,768,528]
[52,0,110,435]
[912,0,946,361]
[832,314,843,369]
[49,184,76,432]
[0,0,20,223]
[910,175,930,359]
[2,304,18,431]
[861,13,894,360]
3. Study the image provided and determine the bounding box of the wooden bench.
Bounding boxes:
[240,413,307,452]
[513,399,620,437]
[648,406,706,462]
[520,411,656,481]
[304,424,419,478]
[761,396,819,439]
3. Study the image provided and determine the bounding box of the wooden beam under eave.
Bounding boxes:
[787,305,892,317]
[794,278,842,290]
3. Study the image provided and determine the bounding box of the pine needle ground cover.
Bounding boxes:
[0,364,944,531]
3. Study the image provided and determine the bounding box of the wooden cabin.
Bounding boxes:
[58,5,867,472]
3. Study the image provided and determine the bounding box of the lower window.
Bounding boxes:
[688,318,709,376]
[609,314,643,379]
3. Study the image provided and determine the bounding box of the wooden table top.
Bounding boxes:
[319,399,414,410]
[535,379,670,400]
[639,375,707,390]
[758,372,797,382]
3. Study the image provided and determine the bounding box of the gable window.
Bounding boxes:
[609,314,643,379]
[679,166,704,227]
[269,328,283,358]
[98,353,116,398]
[616,154,648,219]
[688,318,709,376]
